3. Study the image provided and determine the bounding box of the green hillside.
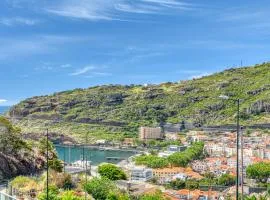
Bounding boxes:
[8,62,270,142]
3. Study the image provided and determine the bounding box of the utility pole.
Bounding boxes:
[69,145,71,164]
[85,132,89,200]
[236,99,240,200]
[219,95,241,200]
[63,145,66,173]
[241,127,244,199]
[46,128,49,200]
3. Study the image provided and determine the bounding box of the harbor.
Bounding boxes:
[55,145,136,166]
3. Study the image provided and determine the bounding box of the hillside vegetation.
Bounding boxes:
[8,63,270,142]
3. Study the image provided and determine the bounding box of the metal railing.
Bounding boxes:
[0,192,16,200]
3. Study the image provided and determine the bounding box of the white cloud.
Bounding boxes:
[44,0,197,21]
[70,66,96,76]
[0,99,7,104]
[0,17,39,26]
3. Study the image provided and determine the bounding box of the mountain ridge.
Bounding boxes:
[8,62,270,142]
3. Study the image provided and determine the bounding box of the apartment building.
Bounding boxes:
[139,127,164,140]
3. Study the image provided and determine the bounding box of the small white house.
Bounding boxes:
[131,167,153,182]
[172,173,187,181]
[167,145,186,153]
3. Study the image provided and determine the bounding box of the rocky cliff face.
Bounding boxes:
[0,152,45,180]
[0,117,46,180]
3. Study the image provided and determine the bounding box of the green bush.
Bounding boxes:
[246,162,270,183]
[38,185,59,200]
[98,163,127,180]
[60,191,83,200]
[84,177,117,200]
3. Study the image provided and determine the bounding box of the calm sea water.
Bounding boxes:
[0,106,9,114]
[55,146,135,166]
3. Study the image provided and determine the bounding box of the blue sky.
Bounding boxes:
[1,0,270,106]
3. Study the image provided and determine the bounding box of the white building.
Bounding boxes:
[264,149,270,159]
[191,160,208,173]
[205,143,225,157]
[227,157,236,168]
[167,145,186,153]
[172,173,187,181]
[131,167,153,182]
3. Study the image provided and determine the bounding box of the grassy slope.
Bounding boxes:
[9,63,270,142]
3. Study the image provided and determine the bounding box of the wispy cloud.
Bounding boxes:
[70,66,96,76]
[114,3,161,14]
[0,99,7,104]
[45,0,116,21]
[141,0,193,9]
[61,64,72,68]
[44,0,198,21]
[84,72,112,78]
[0,17,39,26]
[92,72,112,76]
[0,34,91,61]
[217,8,270,31]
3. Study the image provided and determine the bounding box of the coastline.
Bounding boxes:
[54,144,143,153]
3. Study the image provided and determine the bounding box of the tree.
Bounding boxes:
[169,179,186,190]
[135,142,204,168]
[134,155,169,168]
[84,177,116,200]
[48,159,63,173]
[168,142,204,167]
[39,138,63,172]
[217,174,236,186]
[0,117,28,154]
[246,162,270,183]
[98,163,127,180]
[180,120,185,131]
[185,179,199,190]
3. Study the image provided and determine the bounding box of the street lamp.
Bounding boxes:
[219,95,241,200]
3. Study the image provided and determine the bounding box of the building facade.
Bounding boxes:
[131,167,153,182]
[139,127,164,140]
